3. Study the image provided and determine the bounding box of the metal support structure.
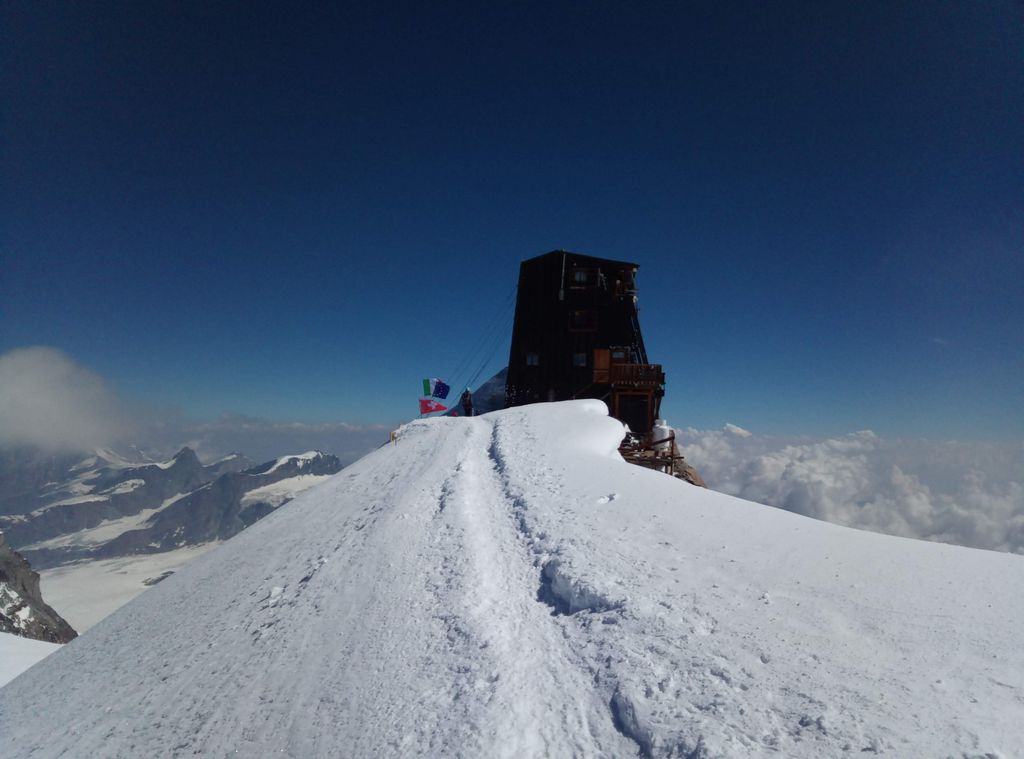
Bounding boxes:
[618,430,683,476]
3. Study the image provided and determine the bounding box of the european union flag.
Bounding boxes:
[422,378,451,399]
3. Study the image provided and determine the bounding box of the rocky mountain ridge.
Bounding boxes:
[0,533,76,643]
[0,447,342,570]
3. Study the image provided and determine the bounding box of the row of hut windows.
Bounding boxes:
[569,267,635,296]
[524,352,589,367]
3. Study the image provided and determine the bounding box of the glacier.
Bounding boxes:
[1,400,1022,757]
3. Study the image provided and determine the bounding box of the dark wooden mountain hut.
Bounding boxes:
[504,250,665,436]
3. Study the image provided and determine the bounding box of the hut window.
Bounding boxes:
[572,352,587,367]
[525,352,540,366]
[571,268,596,288]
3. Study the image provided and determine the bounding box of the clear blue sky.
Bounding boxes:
[2,1,1021,439]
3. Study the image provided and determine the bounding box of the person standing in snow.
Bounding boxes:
[460,387,474,417]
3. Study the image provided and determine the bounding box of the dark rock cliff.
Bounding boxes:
[0,533,77,643]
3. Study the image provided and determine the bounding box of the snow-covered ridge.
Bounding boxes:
[240,475,333,509]
[99,478,145,495]
[20,491,193,552]
[209,452,241,465]
[33,494,109,511]
[31,448,183,511]
[148,448,194,470]
[4,445,340,572]
[1,401,1021,757]
[259,450,324,475]
[2,447,205,532]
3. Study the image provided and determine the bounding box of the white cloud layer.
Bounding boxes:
[0,347,137,451]
[678,425,1024,554]
[4,348,1021,553]
[172,414,391,465]
[0,347,391,465]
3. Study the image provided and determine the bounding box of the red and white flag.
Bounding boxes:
[419,398,447,414]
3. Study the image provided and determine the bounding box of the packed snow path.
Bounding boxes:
[2,401,1022,757]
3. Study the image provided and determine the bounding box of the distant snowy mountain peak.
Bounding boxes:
[256,450,332,476]
[203,451,255,478]
[91,447,147,469]
[149,446,200,470]
[1,401,1020,757]
[0,447,341,571]
[210,452,242,465]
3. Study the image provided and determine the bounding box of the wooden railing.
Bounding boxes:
[608,363,664,387]
[619,429,680,475]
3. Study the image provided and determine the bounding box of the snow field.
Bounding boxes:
[21,491,192,552]
[491,403,1024,756]
[239,474,333,508]
[0,633,60,687]
[1,400,1022,758]
[262,451,323,475]
[38,543,223,632]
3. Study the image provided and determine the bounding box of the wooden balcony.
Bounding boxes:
[609,363,664,387]
[591,348,664,388]
[593,357,664,387]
